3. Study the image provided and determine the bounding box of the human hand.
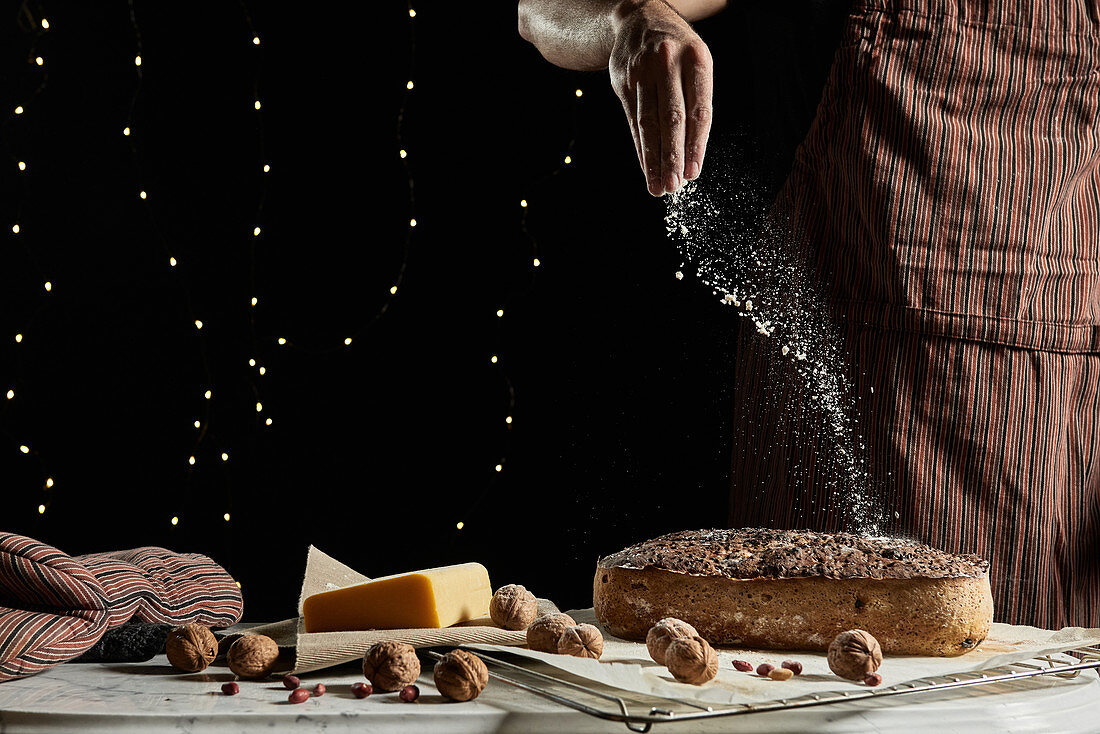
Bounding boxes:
[609,0,714,196]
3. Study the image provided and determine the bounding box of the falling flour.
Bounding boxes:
[665,176,886,535]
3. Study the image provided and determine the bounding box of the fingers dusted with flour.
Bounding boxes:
[681,41,713,182]
[518,0,723,196]
[610,1,715,196]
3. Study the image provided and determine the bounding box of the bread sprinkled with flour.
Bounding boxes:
[593,528,993,657]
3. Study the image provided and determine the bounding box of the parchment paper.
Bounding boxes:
[470,609,1100,706]
[233,546,559,675]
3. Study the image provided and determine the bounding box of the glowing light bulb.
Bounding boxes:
[12,224,20,234]
[19,445,29,454]
[505,416,513,424]
[277,337,286,345]
[41,19,49,29]
[35,57,43,66]
[399,149,407,158]
[194,319,203,329]
[45,477,53,488]
[14,106,23,115]
[221,452,228,461]
[407,80,414,90]
[256,402,262,412]
[224,512,231,521]
[43,282,51,292]
[409,218,417,227]
[263,164,270,172]
[564,155,572,164]
[204,390,212,399]
[258,366,266,375]
[342,337,352,346]
[171,516,179,526]
[496,309,504,317]
[490,355,498,364]
[409,8,416,17]
[38,504,45,514]
[169,256,177,267]
[188,456,195,465]
[253,226,261,236]
[17,161,26,170]
[123,126,130,136]
[495,464,502,472]
[5,390,12,399]
[265,417,273,425]
[456,521,464,530]
[575,89,583,97]
[134,55,142,66]
[139,190,147,199]
[248,358,256,367]
[15,334,23,343]
[252,36,260,45]
[390,286,398,295]
[251,297,258,306]
[254,100,261,110]
[533,258,541,267]
[520,199,527,207]
[194,420,200,428]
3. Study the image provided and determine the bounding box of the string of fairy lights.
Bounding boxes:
[6,3,585,544]
[120,0,239,531]
[3,10,54,517]
[250,3,417,361]
[241,0,273,457]
[455,83,586,533]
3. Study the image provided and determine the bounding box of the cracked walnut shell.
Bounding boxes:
[665,635,718,685]
[433,649,489,701]
[489,584,539,630]
[558,624,604,659]
[227,634,280,679]
[525,612,576,653]
[828,629,883,681]
[645,617,698,665]
[165,623,218,672]
[363,641,421,692]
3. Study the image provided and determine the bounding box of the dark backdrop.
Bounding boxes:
[1,1,739,620]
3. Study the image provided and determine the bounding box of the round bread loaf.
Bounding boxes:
[593,528,993,657]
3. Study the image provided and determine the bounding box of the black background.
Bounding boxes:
[1,1,743,621]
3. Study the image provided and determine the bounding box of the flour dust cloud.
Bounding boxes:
[665,172,886,535]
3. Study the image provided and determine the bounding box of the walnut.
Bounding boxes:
[227,634,280,679]
[489,584,539,630]
[665,635,718,685]
[525,612,576,653]
[558,624,604,659]
[827,629,883,681]
[433,649,489,701]
[165,624,218,672]
[363,641,421,691]
[645,617,698,665]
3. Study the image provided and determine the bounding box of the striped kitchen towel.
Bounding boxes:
[0,532,242,682]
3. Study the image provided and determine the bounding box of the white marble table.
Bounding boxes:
[0,651,1098,733]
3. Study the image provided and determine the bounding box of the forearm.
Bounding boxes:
[517,0,639,71]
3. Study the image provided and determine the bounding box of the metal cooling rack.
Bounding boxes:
[427,645,1100,733]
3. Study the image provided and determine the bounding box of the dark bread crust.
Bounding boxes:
[593,529,994,657]
[599,528,989,581]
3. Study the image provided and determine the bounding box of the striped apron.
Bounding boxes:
[729,0,1100,628]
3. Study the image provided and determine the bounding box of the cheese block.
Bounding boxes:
[594,528,994,657]
[303,562,492,633]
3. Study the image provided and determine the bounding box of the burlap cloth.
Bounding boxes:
[229,546,559,674]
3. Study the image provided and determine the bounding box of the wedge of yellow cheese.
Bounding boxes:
[302,562,492,633]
